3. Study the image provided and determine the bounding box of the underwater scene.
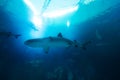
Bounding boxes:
[0,0,120,80]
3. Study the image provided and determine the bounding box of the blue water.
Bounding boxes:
[0,0,120,80]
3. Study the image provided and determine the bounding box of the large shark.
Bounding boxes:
[24,33,91,53]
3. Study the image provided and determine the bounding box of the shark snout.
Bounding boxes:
[24,40,30,45]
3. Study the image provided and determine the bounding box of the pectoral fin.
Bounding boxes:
[43,46,49,54]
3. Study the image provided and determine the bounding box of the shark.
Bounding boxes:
[24,33,91,53]
[0,31,21,38]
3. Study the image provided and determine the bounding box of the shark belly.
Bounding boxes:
[25,39,69,48]
[48,41,69,47]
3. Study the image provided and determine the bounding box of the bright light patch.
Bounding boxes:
[31,15,42,30]
[83,0,95,5]
[42,5,79,18]
[23,0,39,15]
[67,20,70,27]
[24,0,43,30]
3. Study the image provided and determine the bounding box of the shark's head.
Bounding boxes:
[24,39,33,47]
[24,39,40,48]
[24,40,30,45]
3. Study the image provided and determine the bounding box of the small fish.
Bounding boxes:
[0,32,21,38]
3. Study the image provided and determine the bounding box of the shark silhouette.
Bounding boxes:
[0,31,21,38]
[24,33,91,53]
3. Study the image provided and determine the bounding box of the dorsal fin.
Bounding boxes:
[57,32,63,38]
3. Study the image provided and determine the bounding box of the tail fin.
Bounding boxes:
[80,40,92,50]
[14,34,21,38]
